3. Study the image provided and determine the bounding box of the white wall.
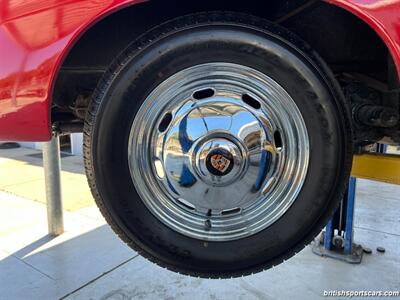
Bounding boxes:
[19,142,43,151]
[70,133,83,156]
[18,134,83,156]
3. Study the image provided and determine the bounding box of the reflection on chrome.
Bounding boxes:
[128,63,309,241]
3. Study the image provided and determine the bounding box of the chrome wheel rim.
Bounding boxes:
[128,63,309,241]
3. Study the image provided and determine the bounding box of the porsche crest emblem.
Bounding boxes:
[210,154,231,173]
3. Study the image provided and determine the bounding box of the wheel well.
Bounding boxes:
[52,0,398,142]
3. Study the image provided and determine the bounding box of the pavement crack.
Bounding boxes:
[355,225,400,237]
[12,254,55,281]
[0,178,43,189]
[59,254,139,300]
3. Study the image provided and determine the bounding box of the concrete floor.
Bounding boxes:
[0,146,93,211]
[0,147,399,300]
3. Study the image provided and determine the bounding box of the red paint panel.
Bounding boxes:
[0,0,144,141]
[328,0,400,78]
[0,0,399,141]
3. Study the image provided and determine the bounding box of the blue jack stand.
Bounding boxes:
[312,177,363,263]
[312,143,388,263]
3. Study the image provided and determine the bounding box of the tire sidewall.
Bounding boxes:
[88,17,352,276]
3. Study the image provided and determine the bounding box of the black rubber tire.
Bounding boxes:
[84,12,353,278]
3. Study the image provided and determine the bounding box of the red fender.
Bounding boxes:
[0,0,399,141]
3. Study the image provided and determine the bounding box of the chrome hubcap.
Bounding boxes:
[129,63,309,241]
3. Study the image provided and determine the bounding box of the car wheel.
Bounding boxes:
[84,12,353,278]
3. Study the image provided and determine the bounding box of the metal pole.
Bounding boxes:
[43,135,64,236]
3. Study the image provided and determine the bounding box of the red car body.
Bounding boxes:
[0,0,400,142]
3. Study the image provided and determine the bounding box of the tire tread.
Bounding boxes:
[83,12,353,278]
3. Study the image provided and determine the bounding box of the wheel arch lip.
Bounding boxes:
[326,0,400,82]
[0,0,399,141]
[0,0,147,141]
